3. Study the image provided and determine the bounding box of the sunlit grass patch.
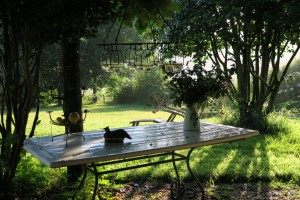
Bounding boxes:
[17,103,300,198]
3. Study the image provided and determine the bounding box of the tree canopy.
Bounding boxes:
[0,0,179,197]
[168,0,300,129]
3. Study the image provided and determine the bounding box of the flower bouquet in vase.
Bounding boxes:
[165,62,227,131]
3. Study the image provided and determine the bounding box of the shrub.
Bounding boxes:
[132,68,165,104]
[218,105,290,135]
[110,68,165,105]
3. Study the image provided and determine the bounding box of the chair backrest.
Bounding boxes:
[130,107,185,126]
[163,107,185,122]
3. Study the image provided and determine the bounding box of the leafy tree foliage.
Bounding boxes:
[39,44,64,105]
[0,0,119,197]
[0,0,178,196]
[168,0,300,129]
[39,23,146,105]
[123,0,179,34]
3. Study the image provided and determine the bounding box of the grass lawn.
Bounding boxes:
[15,103,300,199]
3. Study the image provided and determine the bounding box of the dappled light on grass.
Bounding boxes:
[18,104,300,199]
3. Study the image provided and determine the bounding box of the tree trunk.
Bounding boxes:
[62,37,84,182]
[92,86,98,103]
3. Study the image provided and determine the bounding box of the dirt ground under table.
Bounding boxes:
[114,181,300,200]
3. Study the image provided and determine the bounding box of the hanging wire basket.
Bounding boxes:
[97,0,185,73]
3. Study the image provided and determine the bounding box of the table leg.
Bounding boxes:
[77,165,87,190]
[171,151,183,199]
[91,163,98,200]
[71,165,87,200]
[171,149,205,199]
[186,147,205,199]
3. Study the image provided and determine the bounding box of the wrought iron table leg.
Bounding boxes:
[171,148,205,199]
[91,163,99,200]
[77,165,87,190]
[186,147,205,200]
[72,165,87,200]
[171,151,182,199]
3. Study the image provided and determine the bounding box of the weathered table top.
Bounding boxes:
[23,121,259,168]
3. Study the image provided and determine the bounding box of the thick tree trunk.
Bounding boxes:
[62,37,84,182]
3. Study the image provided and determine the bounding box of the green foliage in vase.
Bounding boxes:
[165,62,228,108]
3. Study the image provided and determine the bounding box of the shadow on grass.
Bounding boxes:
[209,135,271,199]
[118,134,271,199]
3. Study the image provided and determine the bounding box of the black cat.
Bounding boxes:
[104,126,132,143]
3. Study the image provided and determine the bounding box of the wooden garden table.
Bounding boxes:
[23,121,259,199]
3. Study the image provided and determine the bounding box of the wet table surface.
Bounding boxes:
[23,121,259,168]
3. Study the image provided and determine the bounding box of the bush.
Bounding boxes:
[275,101,300,111]
[218,105,290,135]
[105,75,130,103]
[110,68,165,105]
[132,68,165,104]
[39,90,57,106]
[114,84,135,104]
[275,59,300,103]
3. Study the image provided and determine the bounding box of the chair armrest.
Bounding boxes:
[130,118,165,126]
